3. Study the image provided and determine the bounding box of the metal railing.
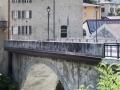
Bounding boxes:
[104,43,120,59]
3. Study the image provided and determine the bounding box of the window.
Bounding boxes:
[12,11,21,19]
[83,29,86,36]
[84,12,86,17]
[22,11,32,18]
[22,0,32,3]
[61,25,67,38]
[12,26,20,34]
[110,8,114,12]
[22,26,32,35]
[12,0,21,3]
[93,12,96,17]
[101,8,105,12]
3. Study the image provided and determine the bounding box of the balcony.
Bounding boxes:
[0,21,7,29]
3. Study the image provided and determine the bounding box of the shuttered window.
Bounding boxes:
[22,0,32,3]
[12,11,21,19]
[22,26,32,35]
[12,0,32,3]
[22,11,32,19]
[12,26,20,34]
[12,0,21,3]
[12,26,32,35]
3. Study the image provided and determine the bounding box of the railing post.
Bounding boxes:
[117,43,119,59]
[103,43,105,58]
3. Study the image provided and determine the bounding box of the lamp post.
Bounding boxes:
[94,6,99,42]
[47,6,50,41]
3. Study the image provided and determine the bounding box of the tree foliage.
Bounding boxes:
[0,73,17,90]
[116,8,120,16]
[83,0,97,4]
[78,63,120,90]
[95,63,120,90]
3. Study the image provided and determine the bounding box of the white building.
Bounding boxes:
[83,19,120,39]
[97,0,119,16]
[11,0,83,40]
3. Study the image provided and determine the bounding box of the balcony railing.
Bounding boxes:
[0,21,7,28]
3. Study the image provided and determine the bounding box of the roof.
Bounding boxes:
[97,1,119,4]
[86,19,120,34]
[106,24,120,35]
[83,3,101,7]
[107,16,120,19]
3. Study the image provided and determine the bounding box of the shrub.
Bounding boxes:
[0,73,17,90]
[95,63,120,90]
[78,63,120,90]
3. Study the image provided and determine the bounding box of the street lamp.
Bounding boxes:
[94,6,99,42]
[47,6,51,41]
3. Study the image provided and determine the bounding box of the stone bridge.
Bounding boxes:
[4,40,104,90]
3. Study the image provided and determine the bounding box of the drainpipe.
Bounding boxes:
[8,0,10,39]
[8,0,12,76]
[53,0,55,38]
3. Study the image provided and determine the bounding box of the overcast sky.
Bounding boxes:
[111,0,120,3]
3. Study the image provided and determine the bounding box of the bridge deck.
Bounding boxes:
[5,47,101,63]
[4,40,120,65]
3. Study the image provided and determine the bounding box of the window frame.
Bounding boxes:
[12,0,21,3]
[22,10,32,19]
[61,25,67,38]
[22,26,32,35]
[101,8,105,12]
[12,11,21,19]
[12,26,20,35]
[22,0,32,3]
[84,12,87,17]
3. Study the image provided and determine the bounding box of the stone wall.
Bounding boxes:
[0,0,8,75]
[11,0,83,40]
[4,40,104,57]
[12,53,99,90]
[0,30,8,74]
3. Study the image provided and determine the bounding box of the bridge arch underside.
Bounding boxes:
[12,53,99,90]
[21,64,62,90]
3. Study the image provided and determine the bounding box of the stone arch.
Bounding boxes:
[20,58,70,90]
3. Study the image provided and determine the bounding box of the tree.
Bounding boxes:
[116,8,120,16]
[83,0,97,4]
[0,73,17,90]
[95,63,120,90]
[78,63,120,90]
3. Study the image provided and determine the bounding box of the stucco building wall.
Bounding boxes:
[83,6,101,22]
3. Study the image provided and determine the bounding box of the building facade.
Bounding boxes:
[83,3,101,22]
[10,0,83,40]
[0,0,8,75]
[97,1,119,16]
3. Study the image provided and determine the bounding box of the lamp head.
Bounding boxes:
[47,6,50,12]
[94,6,99,11]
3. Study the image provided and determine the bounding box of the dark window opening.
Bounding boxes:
[61,25,67,38]
[83,29,86,36]
[101,8,105,12]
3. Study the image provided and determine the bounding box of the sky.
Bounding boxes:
[111,0,120,4]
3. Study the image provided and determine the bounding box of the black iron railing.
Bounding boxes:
[104,43,120,59]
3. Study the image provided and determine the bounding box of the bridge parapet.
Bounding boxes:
[4,40,104,57]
